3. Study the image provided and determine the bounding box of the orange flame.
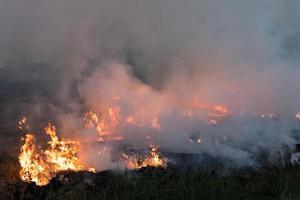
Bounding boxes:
[84,109,122,142]
[142,145,167,168]
[182,101,231,125]
[19,96,237,186]
[18,123,87,186]
[19,134,51,186]
[43,124,83,172]
[122,145,167,169]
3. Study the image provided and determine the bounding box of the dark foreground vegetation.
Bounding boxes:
[2,151,300,200]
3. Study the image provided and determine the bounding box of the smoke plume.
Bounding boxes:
[2,0,300,169]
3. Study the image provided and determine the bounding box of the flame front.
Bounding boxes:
[17,98,243,186]
[142,145,167,168]
[18,134,52,186]
[44,124,83,172]
[18,123,86,186]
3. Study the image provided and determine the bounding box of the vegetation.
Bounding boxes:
[1,64,300,200]
[1,151,300,200]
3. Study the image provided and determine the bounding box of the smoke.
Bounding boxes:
[2,0,300,168]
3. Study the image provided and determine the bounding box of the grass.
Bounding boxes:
[1,152,300,200]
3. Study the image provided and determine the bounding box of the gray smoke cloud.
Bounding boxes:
[2,0,300,168]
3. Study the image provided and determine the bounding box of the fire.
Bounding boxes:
[84,107,162,142]
[125,115,144,127]
[126,112,162,130]
[19,134,51,186]
[122,145,167,169]
[18,123,86,186]
[108,107,120,127]
[88,167,96,173]
[193,102,231,119]
[182,100,232,125]
[143,145,167,168]
[18,95,236,186]
[84,111,111,141]
[43,124,83,172]
[84,109,122,142]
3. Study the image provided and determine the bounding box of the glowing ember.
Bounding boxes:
[18,123,87,186]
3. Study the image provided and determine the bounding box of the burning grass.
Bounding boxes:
[16,104,300,187]
[2,67,300,199]
[18,123,93,186]
[17,118,168,186]
[2,162,300,200]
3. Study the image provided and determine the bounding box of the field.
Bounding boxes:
[1,65,300,200]
[2,154,300,200]
[2,0,300,199]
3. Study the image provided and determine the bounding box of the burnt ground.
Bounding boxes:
[2,64,300,200]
